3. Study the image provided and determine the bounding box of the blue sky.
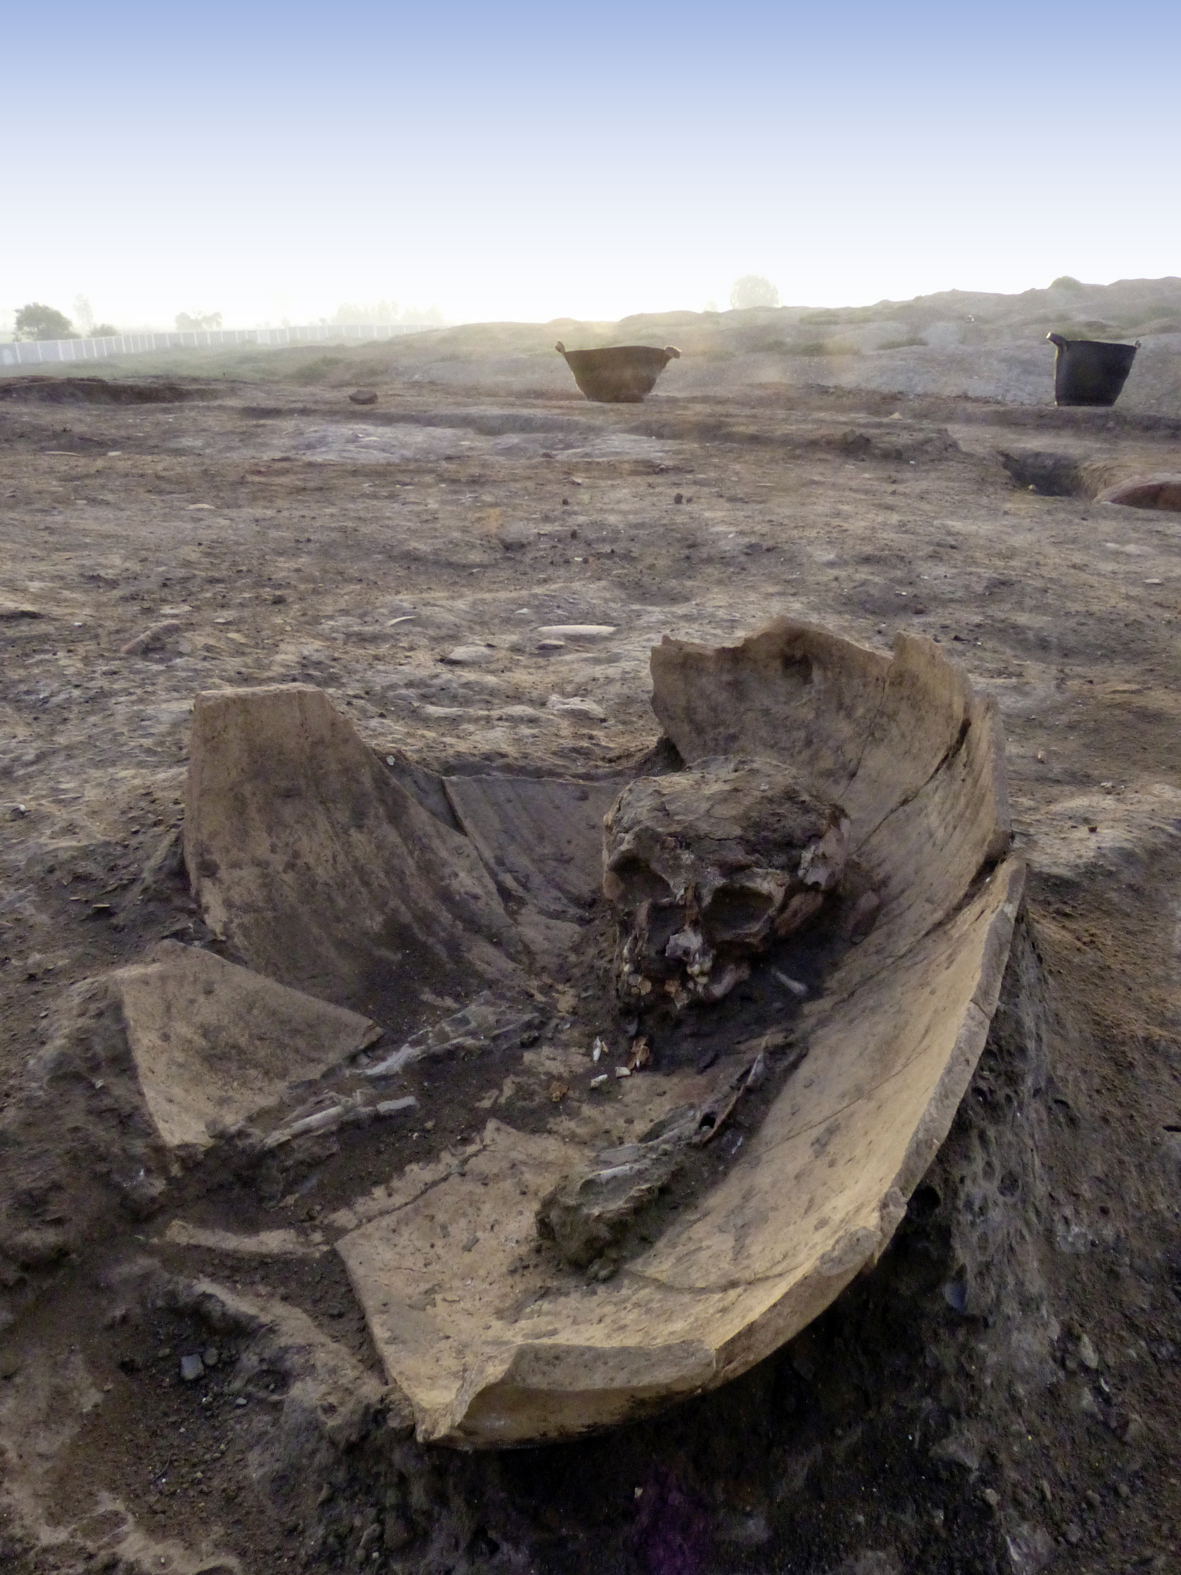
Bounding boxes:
[3,1,1178,329]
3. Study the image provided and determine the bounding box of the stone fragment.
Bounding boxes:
[121,619,182,656]
[546,695,607,720]
[1003,1523,1053,1575]
[931,1425,982,1470]
[348,389,378,405]
[604,757,848,1007]
[180,1352,204,1382]
[442,645,495,665]
[497,526,534,550]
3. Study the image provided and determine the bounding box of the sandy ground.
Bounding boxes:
[1,363,1180,1575]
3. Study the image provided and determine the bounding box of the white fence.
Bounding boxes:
[0,322,439,369]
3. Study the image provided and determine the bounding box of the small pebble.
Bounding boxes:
[121,619,182,657]
[179,1353,204,1382]
[545,695,606,720]
[442,645,495,665]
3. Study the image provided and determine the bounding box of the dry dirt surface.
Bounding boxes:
[1,357,1180,1575]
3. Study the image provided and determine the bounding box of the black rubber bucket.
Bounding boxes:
[1047,332,1138,407]
[555,342,680,403]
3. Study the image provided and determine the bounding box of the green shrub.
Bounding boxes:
[15,303,77,341]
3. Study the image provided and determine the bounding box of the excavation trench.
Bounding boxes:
[999,446,1181,510]
[0,620,1021,1456]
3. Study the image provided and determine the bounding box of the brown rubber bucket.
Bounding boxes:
[555,341,680,403]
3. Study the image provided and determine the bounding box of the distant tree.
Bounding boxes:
[1050,276,1085,292]
[15,303,78,341]
[332,299,401,325]
[91,323,119,338]
[72,294,95,334]
[729,276,779,311]
[175,310,223,332]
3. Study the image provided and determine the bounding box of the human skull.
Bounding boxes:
[603,757,849,1007]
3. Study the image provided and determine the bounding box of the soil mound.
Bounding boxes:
[0,376,216,403]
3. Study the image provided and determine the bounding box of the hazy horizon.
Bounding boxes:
[4,0,1179,335]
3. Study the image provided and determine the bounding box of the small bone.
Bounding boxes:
[773,969,809,998]
[365,998,538,1078]
[538,1053,770,1264]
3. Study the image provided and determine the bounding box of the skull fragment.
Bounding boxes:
[603,757,849,1007]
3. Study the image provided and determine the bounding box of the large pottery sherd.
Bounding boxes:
[323,624,1023,1444]
[24,627,1024,1446]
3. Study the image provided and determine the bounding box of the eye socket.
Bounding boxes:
[701,883,776,940]
[604,854,673,909]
